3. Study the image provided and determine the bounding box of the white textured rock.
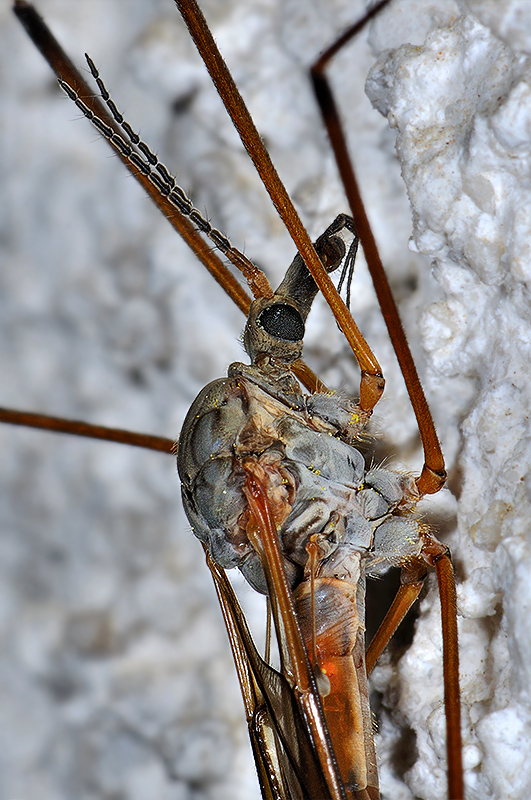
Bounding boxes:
[2,0,530,798]
[367,1,531,798]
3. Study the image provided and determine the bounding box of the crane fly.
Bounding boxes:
[6,0,514,797]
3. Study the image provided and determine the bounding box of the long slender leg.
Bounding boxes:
[365,578,425,675]
[0,408,174,453]
[27,0,373,409]
[310,8,463,798]
[175,0,386,415]
[13,1,254,310]
[420,533,463,800]
[13,1,327,398]
[13,1,252,314]
[366,537,463,798]
[242,466,347,800]
[310,3,446,496]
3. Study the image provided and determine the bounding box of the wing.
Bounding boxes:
[205,550,341,800]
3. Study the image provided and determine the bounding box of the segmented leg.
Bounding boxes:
[175,0,385,415]
[310,1,446,497]
[310,6,463,798]
[366,534,463,798]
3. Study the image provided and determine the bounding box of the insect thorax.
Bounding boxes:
[178,217,423,595]
[177,359,422,595]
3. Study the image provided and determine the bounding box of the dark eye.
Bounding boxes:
[257,303,305,341]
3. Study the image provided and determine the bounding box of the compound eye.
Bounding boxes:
[257,303,305,342]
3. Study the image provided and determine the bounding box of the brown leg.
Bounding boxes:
[13,1,252,315]
[175,0,386,414]
[311,10,464,795]
[420,532,464,800]
[367,530,463,798]
[0,407,175,453]
[365,578,425,675]
[310,2,446,496]
[12,0,325,396]
[422,533,464,800]
[242,466,347,800]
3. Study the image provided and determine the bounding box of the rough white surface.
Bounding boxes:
[367,1,531,798]
[1,0,529,798]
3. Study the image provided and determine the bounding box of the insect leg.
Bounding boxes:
[420,534,463,800]
[242,465,347,800]
[175,0,385,415]
[13,0,252,315]
[0,407,174,452]
[365,575,425,675]
[13,1,330,398]
[310,2,446,496]
[366,527,463,798]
